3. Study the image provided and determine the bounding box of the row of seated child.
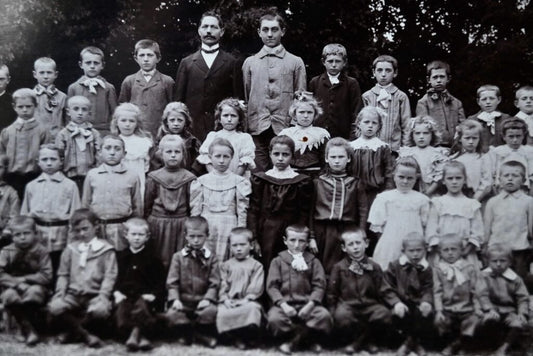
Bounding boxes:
[0,213,529,356]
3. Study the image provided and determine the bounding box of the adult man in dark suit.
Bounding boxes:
[175,11,242,141]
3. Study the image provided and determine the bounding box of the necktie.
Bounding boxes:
[477,111,500,135]
[79,242,89,268]
[289,252,308,271]
[81,77,105,95]
[349,259,373,275]
[377,87,391,109]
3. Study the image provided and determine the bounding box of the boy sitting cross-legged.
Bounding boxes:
[327,228,396,354]
[266,224,332,354]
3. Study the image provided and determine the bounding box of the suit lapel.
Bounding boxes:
[207,50,227,77]
[192,50,209,74]
[144,71,162,90]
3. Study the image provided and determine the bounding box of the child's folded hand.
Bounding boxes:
[224,299,237,308]
[197,299,211,310]
[16,282,29,293]
[280,302,297,317]
[435,311,446,324]
[393,302,409,318]
[298,301,315,319]
[483,309,500,322]
[113,291,127,304]
[418,301,432,317]
[171,299,184,311]
[252,240,262,257]
[142,294,156,302]
[308,239,318,254]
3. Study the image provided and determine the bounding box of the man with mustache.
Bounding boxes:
[175,11,242,142]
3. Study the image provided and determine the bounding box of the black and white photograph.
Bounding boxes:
[0,0,532,355]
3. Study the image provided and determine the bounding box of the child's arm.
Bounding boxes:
[244,262,265,302]
[474,153,493,201]
[81,172,93,208]
[432,268,445,322]
[130,175,143,217]
[514,277,530,320]
[382,147,395,190]
[218,262,231,306]
[144,175,156,218]
[54,248,72,297]
[98,249,118,301]
[266,257,285,307]
[308,179,319,254]
[415,96,430,117]
[166,254,183,309]
[466,201,484,254]
[107,83,118,121]
[246,176,262,255]
[425,199,440,248]
[0,249,21,288]
[356,180,369,231]
[368,193,386,237]
[237,133,256,175]
[484,199,496,246]
[118,77,132,103]
[528,197,533,244]
[189,179,203,217]
[300,258,327,319]
[196,133,214,172]
[21,249,53,287]
[236,177,251,227]
[399,92,412,147]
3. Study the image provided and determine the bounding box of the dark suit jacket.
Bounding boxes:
[175,49,243,141]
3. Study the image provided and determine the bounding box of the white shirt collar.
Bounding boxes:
[398,254,429,270]
[16,117,35,125]
[483,267,517,281]
[265,166,299,179]
[201,43,220,52]
[129,245,145,254]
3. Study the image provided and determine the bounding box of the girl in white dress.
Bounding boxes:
[426,160,484,265]
[368,156,430,270]
[110,103,153,198]
[399,116,449,196]
[197,98,255,176]
[191,138,251,262]
[449,119,492,202]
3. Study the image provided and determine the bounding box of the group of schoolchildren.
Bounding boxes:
[0,8,533,356]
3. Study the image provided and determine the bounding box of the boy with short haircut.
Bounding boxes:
[243,8,307,171]
[385,233,433,356]
[433,235,490,356]
[21,144,81,279]
[361,55,411,151]
[114,217,165,351]
[308,43,362,140]
[485,160,533,280]
[55,95,102,192]
[166,216,220,348]
[466,84,510,151]
[48,208,117,347]
[327,228,396,354]
[0,88,50,199]
[68,46,117,136]
[489,118,533,192]
[0,216,52,345]
[82,135,142,251]
[513,85,533,144]
[0,64,15,130]
[267,224,331,354]
[481,243,529,355]
[32,57,67,137]
[118,39,174,137]
[416,60,465,147]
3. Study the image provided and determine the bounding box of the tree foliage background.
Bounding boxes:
[0,0,531,115]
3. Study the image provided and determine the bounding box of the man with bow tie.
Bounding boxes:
[242,8,307,171]
[118,39,174,137]
[175,11,242,142]
[416,60,465,148]
[33,57,67,138]
[67,46,117,136]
